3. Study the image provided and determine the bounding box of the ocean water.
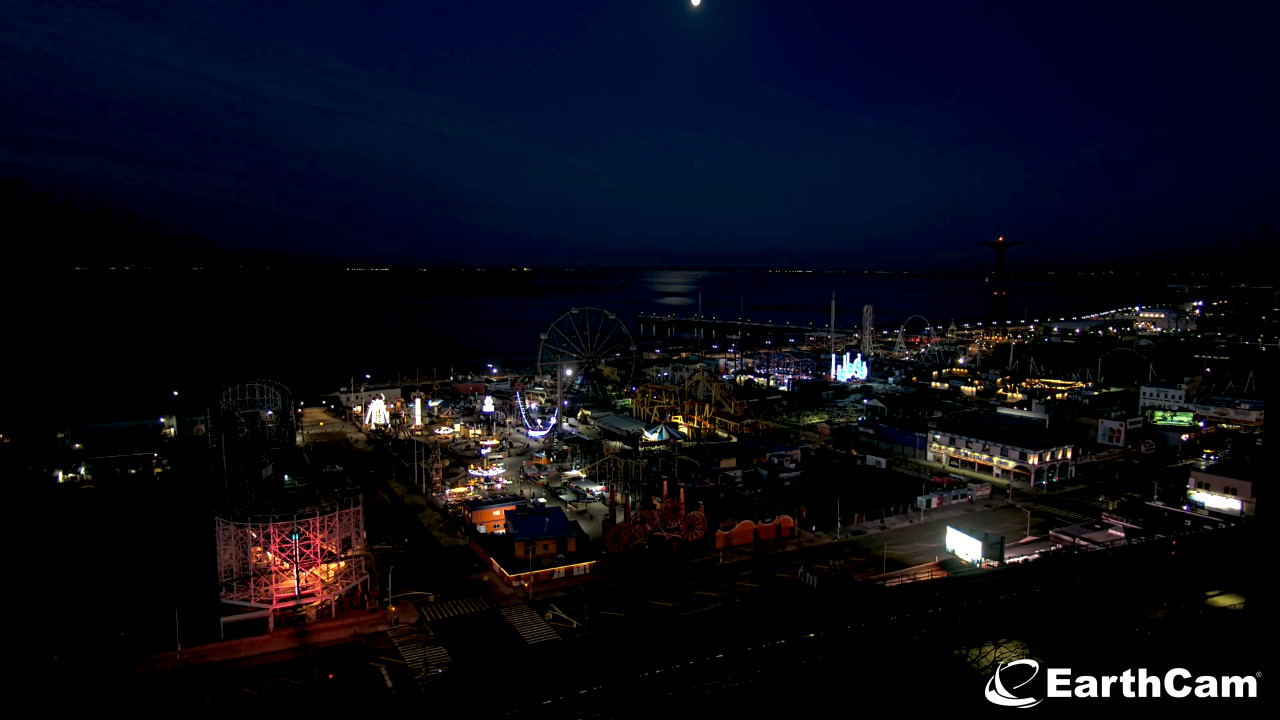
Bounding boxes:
[19,267,1171,422]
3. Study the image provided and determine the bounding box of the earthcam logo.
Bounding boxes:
[985,659,1258,706]
[986,659,1044,708]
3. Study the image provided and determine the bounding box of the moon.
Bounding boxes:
[691,0,701,6]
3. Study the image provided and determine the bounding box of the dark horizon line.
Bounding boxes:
[46,261,1271,280]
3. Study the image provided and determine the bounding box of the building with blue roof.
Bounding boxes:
[468,505,596,590]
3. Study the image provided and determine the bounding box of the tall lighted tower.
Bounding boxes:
[979,236,1023,323]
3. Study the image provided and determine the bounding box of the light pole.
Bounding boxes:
[387,566,394,612]
[1151,479,1159,502]
[882,541,888,576]
[1014,503,1031,539]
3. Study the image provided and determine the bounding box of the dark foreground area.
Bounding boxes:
[28,518,1266,718]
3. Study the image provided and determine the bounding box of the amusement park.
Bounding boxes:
[49,261,1266,712]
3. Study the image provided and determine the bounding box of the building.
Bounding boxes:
[461,494,527,534]
[1185,397,1265,432]
[1102,500,1233,540]
[469,506,596,590]
[1068,386,1138,412]
[926,417,1075,486]
[333,385,403,412]
[1097,415,1144,447]
[1138,379,1200,411]
[593,413,650,444]
[451,380,487,396]
[1186,461,1258,517]
[1131,307,1195,333]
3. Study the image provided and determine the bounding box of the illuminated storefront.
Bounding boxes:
[1187,464,1256,517]
[927,427,1073,486]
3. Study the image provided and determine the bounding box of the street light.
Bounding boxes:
[882,541,888,576]
[388,566,394,611]
[1014,504,1031,539]
[1151,479,1159,502]
[836,495,841,540]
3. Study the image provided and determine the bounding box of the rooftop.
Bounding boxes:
[594,414,650,435]
[1049,520,1125,547]
[932,413,1071,450]
[1193,397,1265,410]
[462,494,527,512]
[1190,460,1263,483]
[505,506,579,540]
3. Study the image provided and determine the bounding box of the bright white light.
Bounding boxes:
[692,0,702,7]
[1190,491,1242,512]
[366,395,391,429]
[945,526,984,564]
[565,368,573,377]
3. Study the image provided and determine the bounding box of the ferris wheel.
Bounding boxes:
[538,307,637,383]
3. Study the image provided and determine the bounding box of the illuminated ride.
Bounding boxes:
[215,492,369,625]
[538,307,637,412]
[831,351,869,382]
[893,315,943,364]
[514,390,557,438]
[467,463,506,479]
[211,379,369,630]
[364,394,391,431]
[464,435,507,478]
[748,349,818,390]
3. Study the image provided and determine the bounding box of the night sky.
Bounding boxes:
[3,1,1275,270]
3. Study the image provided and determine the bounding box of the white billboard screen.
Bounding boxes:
[946,526,983,563]
[1189,491,1242,513]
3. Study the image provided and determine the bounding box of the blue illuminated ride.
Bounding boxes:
[831,351,869,383]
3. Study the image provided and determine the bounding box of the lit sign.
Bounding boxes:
[1189,491,1242,513]
[482,396,495,414]
[946,526,983,563]
[415,397,422,427]
[1150,410,1194,426]
[831,352,869,383]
